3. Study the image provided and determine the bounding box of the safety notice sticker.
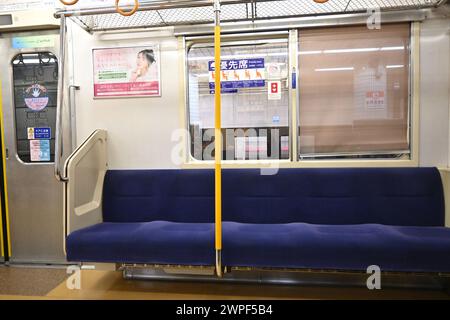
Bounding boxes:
[27,127,51,140]
[268,81,282,100]
[30,140,50,162]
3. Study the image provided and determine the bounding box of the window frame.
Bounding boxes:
[296,24,412,161]
[11,51,59,164]
[181,22,419,169]
[184,32,292,163]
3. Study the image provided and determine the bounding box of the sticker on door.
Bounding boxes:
[24,84,49,111]
[27,127,51,140]
[30,140,50,162]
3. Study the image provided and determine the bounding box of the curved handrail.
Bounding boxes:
[63,129,107,254]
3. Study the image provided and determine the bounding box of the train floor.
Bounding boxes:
[0,265,450,300]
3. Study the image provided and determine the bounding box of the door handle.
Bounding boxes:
[55,16,68,182]
[69,85,80,151]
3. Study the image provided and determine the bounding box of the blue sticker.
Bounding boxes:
[292,70,297,89]
[272,115,280,124]
[209,89,239,94]
[34,127,51,139]
[208,58,265,71]
[39,140,51,161]
[27,127,51,140]
[208,58,266,93]
[12,36,55,49]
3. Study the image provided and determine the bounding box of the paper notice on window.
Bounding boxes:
[266,63,283,79]
[365,90,385,109]
[354,65,387,119]
[268,81,282,100]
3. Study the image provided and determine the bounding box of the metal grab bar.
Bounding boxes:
[55,15,67,182]
[68,85,80,152]
[54,0,242,18]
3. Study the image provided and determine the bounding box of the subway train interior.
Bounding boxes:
[0,0,450,303]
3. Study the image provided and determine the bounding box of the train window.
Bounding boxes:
[298,24,411,160]
[187,38,289,161]
[12,52,58,163]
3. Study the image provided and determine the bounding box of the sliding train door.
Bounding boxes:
[0,29,65,263]
[0,111,5,263]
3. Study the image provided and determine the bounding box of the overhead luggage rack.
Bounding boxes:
[55,0,446,33]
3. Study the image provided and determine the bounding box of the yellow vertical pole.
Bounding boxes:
[0,80,11,258]
[214,0,222,277]
[0,80,3,258]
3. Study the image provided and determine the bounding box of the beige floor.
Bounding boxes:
[0,265,67,297]
[1,266,450,300]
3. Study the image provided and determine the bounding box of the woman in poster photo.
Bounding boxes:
[130,49,156,82]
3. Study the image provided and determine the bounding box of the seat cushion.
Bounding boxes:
[66,221,215,265]
[222,222,450,272]
[103,170,214,223]
[222,167,444,226]
[103,167,444,226]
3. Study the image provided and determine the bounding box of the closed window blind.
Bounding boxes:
[298,24,410,158]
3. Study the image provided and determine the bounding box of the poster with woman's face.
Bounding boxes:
[93,45,161,98]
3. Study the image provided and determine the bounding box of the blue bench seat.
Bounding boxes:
[66,167,450,274]
[222,222,450,272]
[67,221,215,265]
[67,221,450,272]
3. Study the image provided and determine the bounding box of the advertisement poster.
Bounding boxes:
[208,58,265,94]
[93,46,161,98]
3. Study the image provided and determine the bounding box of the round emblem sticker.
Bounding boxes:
[24,84,49,111]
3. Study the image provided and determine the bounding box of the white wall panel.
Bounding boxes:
[419,18,450,167]
[70,22,182,169]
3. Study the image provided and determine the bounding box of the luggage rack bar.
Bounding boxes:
[54,0,446,33]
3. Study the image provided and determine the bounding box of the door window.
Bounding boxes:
[12,52,58,163]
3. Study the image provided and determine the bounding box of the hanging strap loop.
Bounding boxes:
[115,0,139,16]
[59,0,79,5]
